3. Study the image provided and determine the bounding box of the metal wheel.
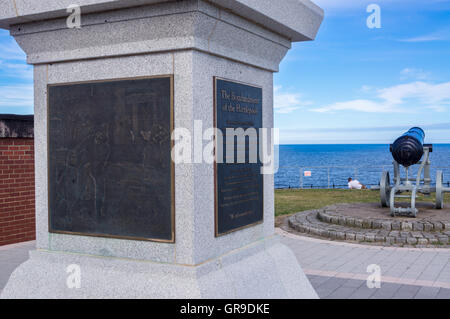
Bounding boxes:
[411,187,417,218]
[436,170,444,209]
[380,171,391,207]
[390,185,396,217]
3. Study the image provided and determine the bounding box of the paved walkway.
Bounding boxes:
[1,234,450,299]
[0,241,35,296]
[278,228,450,299]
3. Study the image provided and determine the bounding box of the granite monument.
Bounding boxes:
[0,0,323,298]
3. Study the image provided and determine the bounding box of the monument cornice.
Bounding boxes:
[0,0,323,41]
[4,1,306,71]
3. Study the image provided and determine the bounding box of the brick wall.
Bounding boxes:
[0,115,35,246]
[0,139,35,246]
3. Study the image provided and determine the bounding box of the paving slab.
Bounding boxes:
[370,283,402,299]
[278,228,450,299]
[326,286,356,299]
[414,286,441,299]
[392,285,422,299]
[348,284,378,299]
[436,288,450,299]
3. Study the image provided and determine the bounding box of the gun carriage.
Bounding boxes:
[379,127,450,217]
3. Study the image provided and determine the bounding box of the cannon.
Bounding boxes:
[391,127,425,167]
[378,127,450,217]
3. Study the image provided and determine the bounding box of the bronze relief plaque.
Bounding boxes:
[48,76,174,242]
[214,77,264,236]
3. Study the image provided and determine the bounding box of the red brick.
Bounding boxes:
[0,138,36,246]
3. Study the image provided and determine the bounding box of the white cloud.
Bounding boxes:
[0,37,32,112]
[0,60,32,80]
[427,105,447,112]
[400,68,430,80]
[312,0,365,9]
[274,86,311,114]
[313,81,450,113]
[398,26,450,43]
[399,35,445,42]
[0,37,31,80]
[379,81,450,105]
[0,38,26,61]
[0,84,33,108]
[314,0,450,11]
[360,85,374,93]
[314,99,401,113]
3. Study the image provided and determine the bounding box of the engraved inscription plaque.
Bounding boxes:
[48,76,174,242]
[214,77,264,236]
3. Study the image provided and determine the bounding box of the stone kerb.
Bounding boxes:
[318,207,450,232]
[288,206,450,247]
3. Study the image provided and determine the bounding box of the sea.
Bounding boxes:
[275,144,450,189]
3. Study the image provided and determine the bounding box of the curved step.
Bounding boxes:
[317,208,450,232]
[288,210,450,246]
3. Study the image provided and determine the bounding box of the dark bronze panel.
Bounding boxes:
[48,76,174,242]
[214,77,264,236]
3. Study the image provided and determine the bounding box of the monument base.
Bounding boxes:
[0,236,317,299]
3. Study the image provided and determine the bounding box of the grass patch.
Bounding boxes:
[275,189,378,216]
[275,189,450,217]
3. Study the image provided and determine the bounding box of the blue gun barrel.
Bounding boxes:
[391,127,425,167]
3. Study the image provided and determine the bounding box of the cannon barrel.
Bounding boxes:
[391,127,425,167]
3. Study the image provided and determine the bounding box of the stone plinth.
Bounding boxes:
[0,0,323,298]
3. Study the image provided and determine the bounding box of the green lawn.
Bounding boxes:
[274,189,450,216]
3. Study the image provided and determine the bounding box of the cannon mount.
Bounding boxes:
[380,143,450,217]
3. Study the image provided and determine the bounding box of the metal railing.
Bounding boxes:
[275,165,450,190]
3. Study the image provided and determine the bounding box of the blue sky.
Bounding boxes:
[0,29,32,115]
[275,0,450,144]
[0,0,449,144]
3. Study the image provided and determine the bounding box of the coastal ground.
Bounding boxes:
[275,189,450,217]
